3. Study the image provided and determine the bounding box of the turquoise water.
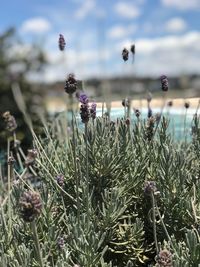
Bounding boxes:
[96,107,198,140]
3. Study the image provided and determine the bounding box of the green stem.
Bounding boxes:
[151,192,159,254]
[31,220,44,267]
[70,95,80,225]
[153,91,167,137]
[7,138,12,236]
[184,109,187,144]
[85,122,90,229]
[155,203,179,258]
[7,162,12,235]
[13,131,24,171]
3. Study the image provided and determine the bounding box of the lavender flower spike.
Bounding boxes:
[58,34,66,51]
[160,75,169,92]
[79,93,89,104]
[64,73,77,94]
[90,102,97,120]
[79,93,90,123]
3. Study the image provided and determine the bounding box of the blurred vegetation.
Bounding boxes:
[0,27,46,151]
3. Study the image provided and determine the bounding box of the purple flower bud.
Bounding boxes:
[58,34,66,51]
[155,249,173,266]
[80,104,90,124]
[90,102,97,120]
[122,48,129,61]
[64,73,77,94]
[130,44,135,55]
[160,75,169,92]
[79,93,89,104]
[184,102,190,109]
[122,98,130,107]
[125,118,130,126]
[2,111,17,132]
[7,156,16,165]
[20,191,42,222]
[79,93,90,123]
[56,174,65,187]
[167,100,173,107]
[134,108,140,118]
[25,149,38,166]
[57,237,65,249]
[144,181,157,196]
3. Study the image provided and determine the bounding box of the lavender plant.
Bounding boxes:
[1,101,200,266]
[0,35,200,266]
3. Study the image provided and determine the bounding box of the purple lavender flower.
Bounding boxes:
[134,108,140,118]
[144,181,157,196]
[57,237,65,249]
[145,117,155,141]
[79,93,90,123]
[167,100,173,107]
[56,174,65,187]
[122,48,129,61]
[125,118,130,126]
[25,149,38,166]
[122,98,130,107]
[7,156,16,165]
[2,111,17,132]
[184,102,190,109]
[90,102,97,120]
[64,73,77,94]
[130,44,135,55]
[20,191,42,222]
[155,249,173,267]
[160,75,169,92]
[79,93,89,104]
[58,34,66,51]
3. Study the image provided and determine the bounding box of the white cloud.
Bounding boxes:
[107,24,137,39]
[161,0,200,10]
[21,17,51,34]
[74,0,95,19]
[115,2,140,19]
[25,30,200,82]
[165,17,187,33]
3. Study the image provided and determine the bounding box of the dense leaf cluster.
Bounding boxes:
[0,112,200,266]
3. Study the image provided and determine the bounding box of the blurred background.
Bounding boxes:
[0,0,200,148]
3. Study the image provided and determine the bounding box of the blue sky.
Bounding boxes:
[1,0,200,82]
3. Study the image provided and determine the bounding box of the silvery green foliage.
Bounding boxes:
[0,114,200,266]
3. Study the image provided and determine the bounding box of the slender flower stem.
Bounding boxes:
[7,137,12,236]
[13,131,23,171]
[155,202,179,258]
[31,220,44,267]
[184,108,188,144]
[70,95,80,225]
[7,160,11,235]
[85,122,90,229]
[154,91,167,137]
[124,106,127,119]
[151,192,159,254]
